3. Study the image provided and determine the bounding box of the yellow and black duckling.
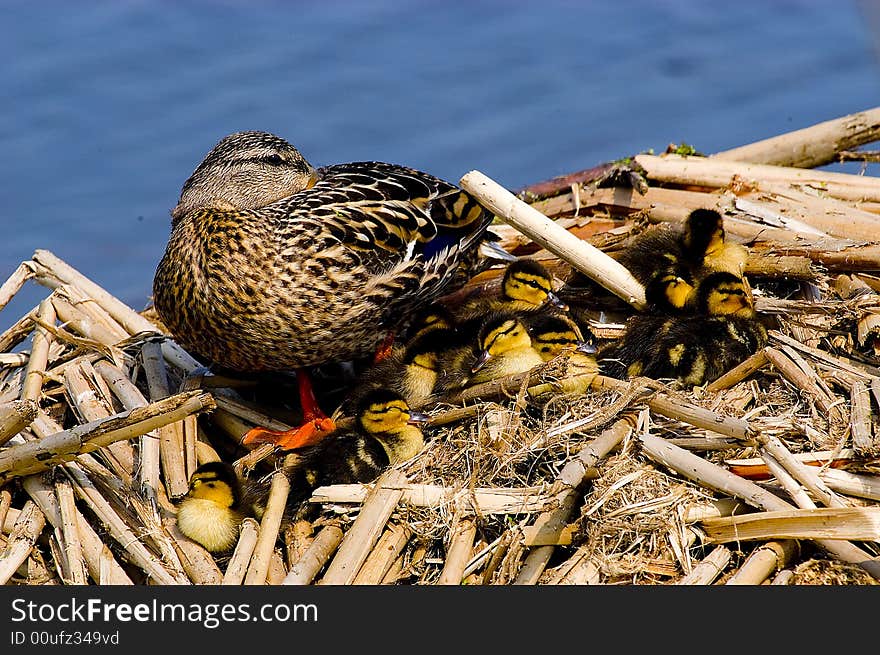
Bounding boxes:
[683,208,749,280]
[153,131,495,452]
[434,311,545,394]
[351,325,457,410]
[598,271,766,386]
[527,313,599,394]
[450,258,567,322]
[176,461,249,554]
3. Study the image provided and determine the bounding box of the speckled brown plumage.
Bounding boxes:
[153,131,493,373]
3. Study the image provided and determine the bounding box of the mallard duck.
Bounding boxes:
[153,131,495,451]
[450,258,567,321]
[176,461,248,553]
[434,311,545,393]
[598,270,766,386]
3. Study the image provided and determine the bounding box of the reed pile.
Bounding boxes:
[2,107,880,586]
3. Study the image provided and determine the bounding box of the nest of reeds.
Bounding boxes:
[3,107,880,586]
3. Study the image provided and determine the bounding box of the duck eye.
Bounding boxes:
[263,154,285,165]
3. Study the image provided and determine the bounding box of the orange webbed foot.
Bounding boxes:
[242,417,337,451]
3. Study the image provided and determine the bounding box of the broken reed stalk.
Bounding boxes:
[437,515,478,585]
[92,360,163,508]
[640,433,880,580]
[675,545,732,585]
[55,478,88,585]
[283,524,345,585]
[140,340,190,498]
[459,170,647,310]
[819,468,880,502]
[0,261,35,312]
[0,390,215,483]
[758,433,849,509]
[701,508,880,543]
[20,476,132,585]
[849,380,877,456]
[21,297,55,403]
[704,349,770,393]
[0,399,38,447]
[724,540,799,586]
[514,417,633,585]
[0,501,46,585]
[352,523,411,585]
[244,467,292,585]
[222,518,260,585]
[711,105,880,168]
[166,519,223,584]
[319,468,407,585]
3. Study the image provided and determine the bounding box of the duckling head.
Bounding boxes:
[171,131,318,223]
[405,304,456,341]
[500,259,568,311]
[471,312,536,372]
[400,327,457,404]
[176,461,245,553]
[528,314,597,361]
[695,271,755,318]
[683,208,726,261]
[356,387,429,464]
[647,268,696,313]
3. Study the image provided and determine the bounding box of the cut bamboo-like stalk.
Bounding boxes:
[320,469,407,585]
[437,517,477,585]
[64,462,187,585]
[459,170,647,309]
[20,475,132,585]
[283,524,345,585]
[819,468,880,502]
[849,380,877,456]
[0,399,38,447]
[0,261,35,313]
[0,500,46,585]
[166,518,224,584]
[635,153,880,204]
[703,507,880,543]
[21,298,55,403]
[514,417,632,585]
[725,540,799,586]
[93,360,163,507]
[244,468,291,585]
[704,349,770,393]
[675,545,731,585]
[0,306,38,355]
[352,523,411,585]
[141,340,189,498]
[712,106,880,168]
[51,290,126,347]
[758,433,848,509]
[0,391,216,483]
[55,479,88,585]
[222,518,260,585]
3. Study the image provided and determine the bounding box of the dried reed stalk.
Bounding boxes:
[703,507,880,543]
[712,106,880,168]
[635,153,880,204]
[21,298,55,403]
[0,306,38,354]
[20,476,132,585]
[283,524,345,585]
[166,518,224,584]
[0,391,214,482]
[320,469,407,585]
[437,515,477,585]
[352,523,411,585]
[222,518,260,585]
[0,399,38,447]
[850,380,878,456]
[244,466,292,585]
[52,288,127,347]
[140,340,189,498]
[0,501,46,585]
[55,478,88,585]
[675,545,731,585]
[819,468,880,502]
[514,417,633,585]
[459,170,647,309]
[724,540,799,586]
[0,261,35,312]
[704,350,770,393]
[757,433,849,509]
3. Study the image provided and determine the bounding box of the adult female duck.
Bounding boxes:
[153,131,494,450]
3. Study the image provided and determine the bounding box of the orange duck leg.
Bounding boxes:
[241,368,336,451]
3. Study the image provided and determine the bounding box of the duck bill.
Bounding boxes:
[547,291,569,311]
[471,350,492,373]
[407,411,431,426]
[576,340,598,354]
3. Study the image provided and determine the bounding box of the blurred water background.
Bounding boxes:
[3,0,880,334]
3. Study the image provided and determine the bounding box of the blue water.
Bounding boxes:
[2,0,880,333]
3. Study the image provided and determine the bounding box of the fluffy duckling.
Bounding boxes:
[598,271,766,386]
[353,326,457,409]
[683,208,749,279]
[434,311,545,393]
[527,313,599,395]
[292,387,430,490]
[176,461,248,553]
[451,259,567,322]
